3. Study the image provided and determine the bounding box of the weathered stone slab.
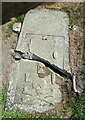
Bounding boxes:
[5,9,71,113]
[5,59,62,113]
[16,9,70,72]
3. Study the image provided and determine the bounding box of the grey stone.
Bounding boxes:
[10,17,17,22]
[13,22,21,33]
[5,59,62,113]
[5,9,71,113]
[16,9,70,72]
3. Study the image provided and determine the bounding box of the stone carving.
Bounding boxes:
[5,60,62,113]
[14,51,72,79]
[52,51,58,60]
[16,9,70,72]
[5,9,71,113]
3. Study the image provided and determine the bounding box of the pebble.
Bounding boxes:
[13,23,21,33]
[10,17,17,22]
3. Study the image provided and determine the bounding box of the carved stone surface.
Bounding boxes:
[5,59,62,113]
[16,9,70,72]
[5,9,70,113]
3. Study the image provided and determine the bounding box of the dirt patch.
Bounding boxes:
[69,27,84,90]
[38,67,51,78]
[2,21,18,87]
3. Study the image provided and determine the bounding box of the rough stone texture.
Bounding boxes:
[5,9,70,113]
[16,9,70,72]
[5,59,62,113]
[13,22,21,33]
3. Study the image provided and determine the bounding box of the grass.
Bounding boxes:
[6,33,12,37]
[16,14,25,23]
[1,86,32,118]
[62,81,85,119]
[81,70,85,75]
[61,3,85,118]
[6,14,25,38]
[6,22,15,37]
[63,3,84,27]
[72,89,85,119]
[64,4,84,25]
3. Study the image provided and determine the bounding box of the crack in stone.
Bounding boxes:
[5,10,70,113]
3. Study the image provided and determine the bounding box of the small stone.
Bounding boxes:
[13,23,21,33]
[42,36,47,40]
[10,17,17,22]
[79,32,83,38]
[73,25,78,31]
[14,52,21,59]
[10,49,15,57]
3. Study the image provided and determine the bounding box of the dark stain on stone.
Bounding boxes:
[38,67,51,78]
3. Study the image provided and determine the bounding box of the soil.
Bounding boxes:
[2,22,18,87]
[2,2,84,116]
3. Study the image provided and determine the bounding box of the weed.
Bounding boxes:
[62,81,85,119]
[81,70,85,75]
[6,22,15,37]
[16,14,24,23]
[8,22,15,30]
[6,33,11,37]
[68,25,75,30]
[64,4,84,26]
[62,107,73,117]
[72,89,85,119]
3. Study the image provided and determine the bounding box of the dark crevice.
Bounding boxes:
[15,50,73,80]
[32,54,72,80]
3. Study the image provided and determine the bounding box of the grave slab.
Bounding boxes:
[5,9,70,113]
[5,59,62,113]
[16,9,70,72]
